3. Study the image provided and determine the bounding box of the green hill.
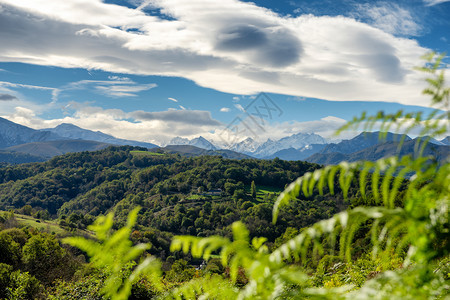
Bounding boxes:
[0,146,345,243]
[5,139,111,158]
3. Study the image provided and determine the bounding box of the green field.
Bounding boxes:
[130,150,165,156]
[2,212,92,237]
[15,214,66,234]
[185,194,205,200]
[245,185,283,201]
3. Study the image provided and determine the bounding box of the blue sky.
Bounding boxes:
[0,0,449,145]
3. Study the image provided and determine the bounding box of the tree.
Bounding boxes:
[251,180,256,199]
[7,270,42,300]
[0,232,21,267]
[22,233,65,284]
[63,207,163,300]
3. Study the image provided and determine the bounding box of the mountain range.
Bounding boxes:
[158,131,449,164]
[167,132,328,158]
[154,145,251,159]
[306,138,450,165]
[0,117,448,165]
[0,117,63,148]
[5,140,111,159]
[42,123,157,149]
[166,136,217,150]
[0,117,157,163]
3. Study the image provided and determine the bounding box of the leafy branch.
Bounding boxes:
[63,207,162,300]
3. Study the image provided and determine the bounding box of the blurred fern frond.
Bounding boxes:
[63,207,162,300]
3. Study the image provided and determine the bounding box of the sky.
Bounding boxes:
[0,0,449,146]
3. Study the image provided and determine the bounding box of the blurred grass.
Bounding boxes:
[130,150,165,156]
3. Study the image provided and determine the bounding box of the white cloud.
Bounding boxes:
[0,0,443,107]
[0,81,55,92]
[168,97,178,102]
[220,107,230,112]
[353,3,423,36]
[286,96,306,102]
[56,79,157,98]
[234,104,245,112]
[108,75,130,81]
[2,104,223,145]
[423,0,450,6]
[0,81,58,113]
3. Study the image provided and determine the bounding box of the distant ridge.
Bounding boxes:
[167,136,217,150]
[251,132,327,158]
[305,139,450,165]
[6,140,111,158]
[0,118,159,163]
[42,123,158,149]
[166,132,328,157]
[317,132,412,155]
[0,117,63,148]
[266,144,327,161]
[0,150,46,164]
[155,145,252,159]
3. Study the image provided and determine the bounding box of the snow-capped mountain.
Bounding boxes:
[167,136,190,146]
[229,137,261,155]
[190,136,218,150]
[0,117,63,148]
[252,132,328,157]
[168,136,217,150]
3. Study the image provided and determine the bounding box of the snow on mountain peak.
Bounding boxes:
[168,136,217,150]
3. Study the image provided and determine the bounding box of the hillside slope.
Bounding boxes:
[306,139,450,165]
[6,140,111,158]
[43,123,158,148]
[156,145,252,159]
[0,117,63,148]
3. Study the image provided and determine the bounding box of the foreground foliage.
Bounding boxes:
[168,53,449,299]
[2,54,447,299]
[63,207,162,300]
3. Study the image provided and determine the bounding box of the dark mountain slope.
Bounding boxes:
[266,144,327,161]
[6,140,111,158]
[43,123,158,148]
[318,132,412,155]
[0,117,63,148]
[156,145,252,159]
[306,139,449,165]
[0,150,46,164]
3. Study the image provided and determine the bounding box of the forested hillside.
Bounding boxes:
[0,146,359,298]
[0,146,349,243]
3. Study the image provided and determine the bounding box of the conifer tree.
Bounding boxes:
[251,180,256,199]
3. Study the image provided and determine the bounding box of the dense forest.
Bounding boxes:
[0,142,441,299]
[0,147,359,298]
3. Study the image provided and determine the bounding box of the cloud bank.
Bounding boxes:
[2,104,224,144]
[0,93,17,101]
[0,0,442,107]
